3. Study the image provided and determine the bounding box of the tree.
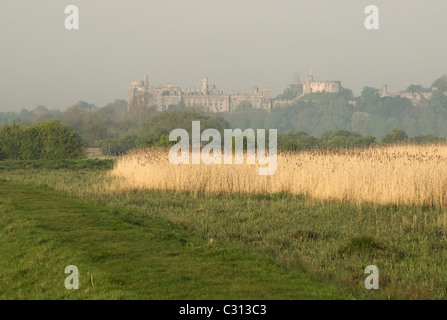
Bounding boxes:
[432,75,447,92]
[380,129,408,144]
[319,130,375,148]
[351,112,372,134]
[100,135,139,156]
[361,87,380,105]
[139,110,229,148]
[128,92,157,129]
[410,134,445,144]
[0,120,85,160]
[83,120,108,146]
[33,105,50,122]
[58,103,89,133]
[277,131,318,151]
[429,90,447,114]
[33,120,86,159]
[340,88,354,101]
[0,123,24,160]
[406,84,427,93]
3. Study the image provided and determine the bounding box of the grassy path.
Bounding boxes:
[0,180,351,299]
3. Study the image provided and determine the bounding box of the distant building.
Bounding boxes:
[302,75,341,94]
[377,84,447,106]
[127,75,272,112]
[273,73,343,108]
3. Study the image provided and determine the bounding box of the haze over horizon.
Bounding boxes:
[0,0,446,112]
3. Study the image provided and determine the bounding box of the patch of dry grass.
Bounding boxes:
[110,144,447,208]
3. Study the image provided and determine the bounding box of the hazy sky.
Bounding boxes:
[0,0,446,111]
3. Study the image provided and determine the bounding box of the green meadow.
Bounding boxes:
[1,159,446,299]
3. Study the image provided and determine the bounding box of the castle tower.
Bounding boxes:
[262,88,272,98]
[202,77,208,94]
[304,75,314,94]
[143,74,149,88]
[380,84,388,97]
[305,75,314,83]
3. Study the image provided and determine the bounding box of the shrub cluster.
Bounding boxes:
[0,120,86,160]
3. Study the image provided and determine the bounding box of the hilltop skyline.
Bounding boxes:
[0,0,446,111]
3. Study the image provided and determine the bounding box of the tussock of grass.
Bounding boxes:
[338,236,388,257]
[291,229,319,241]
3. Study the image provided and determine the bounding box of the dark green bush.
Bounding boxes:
[0,120,86,160]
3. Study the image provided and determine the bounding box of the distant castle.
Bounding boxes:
[303,75,341,94]
[272,73,342,108]
[127,73,447,112]
[377,84,442,106]
[127,75,272,112]
[127,73,343,113]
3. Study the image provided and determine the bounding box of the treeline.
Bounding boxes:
[1,112,445,160]
[278,129,445,151]
[99,110,446,156]
[0,100,155,147]
[0,120,85,160]
[100,110,229,155]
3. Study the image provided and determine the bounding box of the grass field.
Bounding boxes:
[0,179,351,299]
[2,156,447,299]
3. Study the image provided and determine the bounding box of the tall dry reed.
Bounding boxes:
[109,144,447,208]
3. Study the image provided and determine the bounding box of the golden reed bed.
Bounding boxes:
[109,144,447,208]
